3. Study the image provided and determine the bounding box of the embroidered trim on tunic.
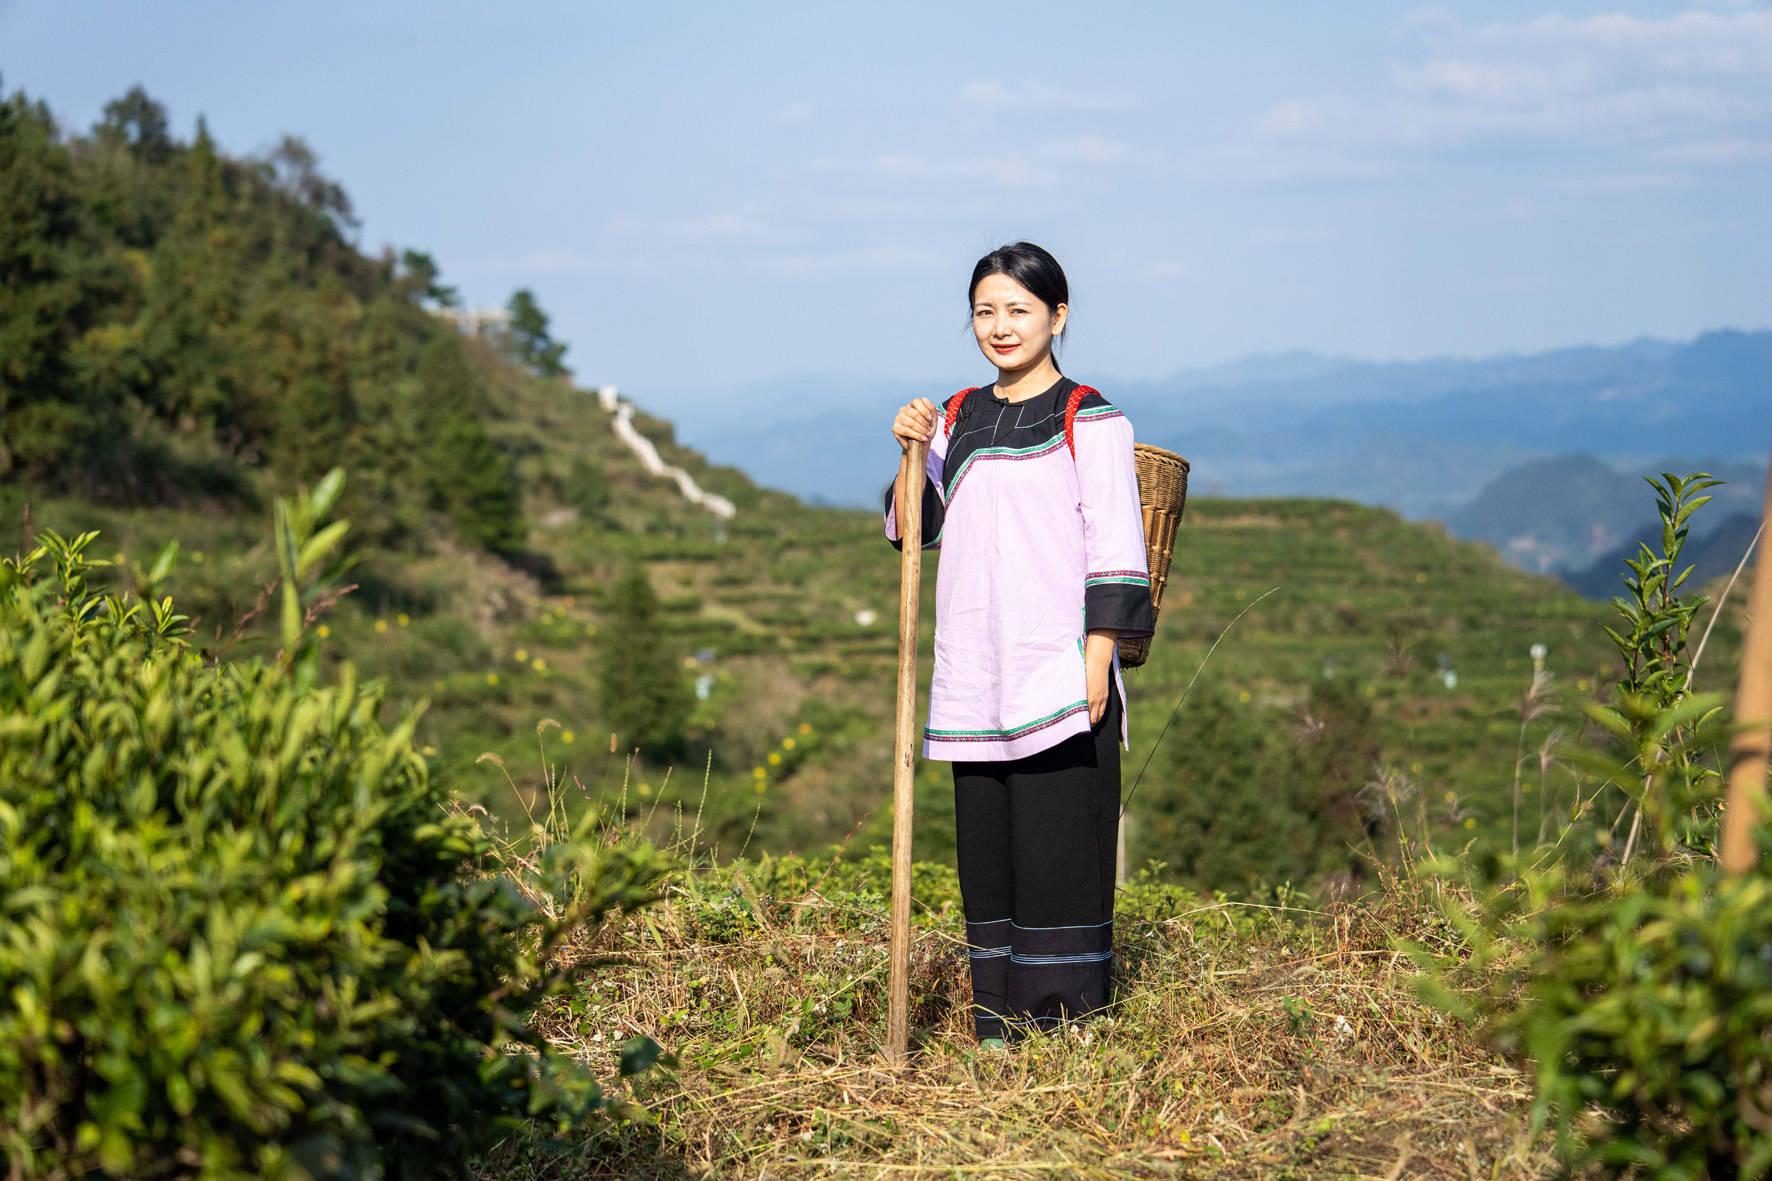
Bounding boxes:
[924,698,1088,741]
[1084,570,1151,587]
[942,431,1068,505]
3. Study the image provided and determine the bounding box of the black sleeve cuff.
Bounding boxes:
[1085,582,1155,637]
[883,477,945,552]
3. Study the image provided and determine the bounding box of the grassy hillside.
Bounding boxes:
[12,363,1747,902]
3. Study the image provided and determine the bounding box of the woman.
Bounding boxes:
[883,241,1154,1049]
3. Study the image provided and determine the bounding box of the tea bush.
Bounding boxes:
[1416,472,1766,1178]
[0,526,672,1178]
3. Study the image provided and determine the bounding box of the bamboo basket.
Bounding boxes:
[1117,443,1189,669]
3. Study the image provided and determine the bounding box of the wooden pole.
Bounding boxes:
[887,436,928,1061]
[1719,435,1772,876]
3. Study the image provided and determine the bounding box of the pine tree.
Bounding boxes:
[597,566,692,759]
[425,415,524,555]
[505,288,569,378]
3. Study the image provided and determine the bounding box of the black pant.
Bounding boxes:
[952,675,1122,1042]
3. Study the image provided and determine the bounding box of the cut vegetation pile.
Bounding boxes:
[472,791,1550,1180]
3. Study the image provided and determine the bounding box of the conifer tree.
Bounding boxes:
[597,565,693,759]
[505,287,569,377]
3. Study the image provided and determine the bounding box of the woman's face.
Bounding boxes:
[971,272,1066,372]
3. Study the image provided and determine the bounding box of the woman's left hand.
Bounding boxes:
[1084,630,1118,726]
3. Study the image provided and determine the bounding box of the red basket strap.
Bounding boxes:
[1064,384,1096,459]
[942,387,979,436]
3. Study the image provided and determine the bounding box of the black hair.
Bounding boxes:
[968,241,1070,360]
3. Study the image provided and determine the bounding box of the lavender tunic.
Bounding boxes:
[884,376,1155,762]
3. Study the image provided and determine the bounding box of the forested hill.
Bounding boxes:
[1,81,538,555]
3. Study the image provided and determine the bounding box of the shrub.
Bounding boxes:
[1412,471,1763,1178]
[1437,853,1772,1180]
[0,510,671,1176]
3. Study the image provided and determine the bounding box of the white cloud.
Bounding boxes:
[605,212,773,241]
[1141,258,1198,281]
[868,139,1134,188]
[1550,171,1695,193]
[1247,8,1772,171]
[513,247,598,275]
[1653,136,1772,163]
[1045,136,1133,163]
[959,81,1140,114]
[870,154,931,176]
[1250,224,1331,247]
[1255,99,1326,136]
[753,242,945,278]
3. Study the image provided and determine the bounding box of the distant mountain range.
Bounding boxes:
[1559,506,1763,601]
[667,329,1769,593]
[1446,453,1766,586]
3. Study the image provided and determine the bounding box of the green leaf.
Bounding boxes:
[296,521,350,579]
[619,1034,663,1077]
[308,466,346,519]
[147,538,180,584]
[1673,495,1713,528]
[281,583,303,658]
[272,500,298,586]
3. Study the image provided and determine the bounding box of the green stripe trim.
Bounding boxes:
[924,698,1088,739]
[944,432,1066,498]
[1085,575,1150,587]
[1072,405,1123,420]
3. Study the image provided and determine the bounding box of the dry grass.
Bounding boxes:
[469,782,1558,1181]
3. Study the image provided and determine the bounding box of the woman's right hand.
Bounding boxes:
[892,397,938,452]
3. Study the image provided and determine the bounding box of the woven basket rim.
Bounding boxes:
[1132,441,1189,467]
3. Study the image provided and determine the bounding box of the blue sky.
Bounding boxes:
[5,1,1768,409]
